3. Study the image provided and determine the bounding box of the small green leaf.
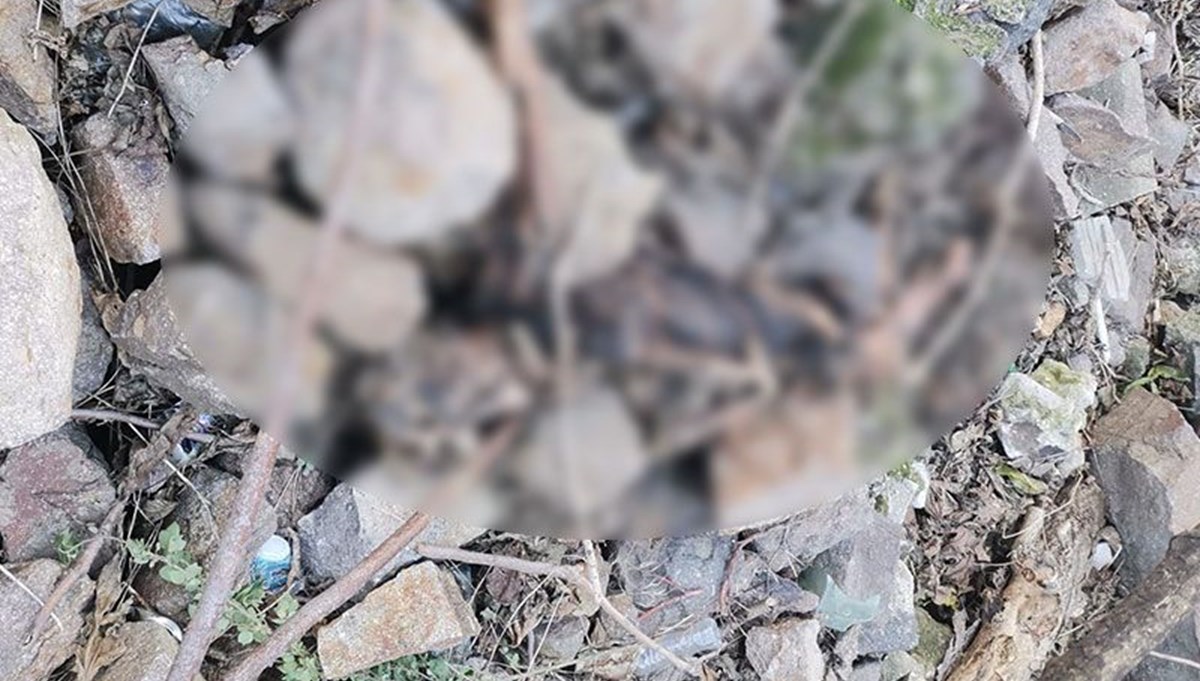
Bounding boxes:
[158,523,188,558]
[994,463,1048,496]
[127,539,154,565]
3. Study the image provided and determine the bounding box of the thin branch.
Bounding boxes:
[71,408,216,443]
[1027,30,1046,140]
[164,1,388,678]
[417,544,584,584]
[1041,528,1200,681]
[582,540,703,678]
[107,0,163,117]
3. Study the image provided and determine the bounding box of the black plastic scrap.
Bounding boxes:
[121,0,224,49]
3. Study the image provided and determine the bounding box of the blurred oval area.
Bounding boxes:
[160,0,1054,538]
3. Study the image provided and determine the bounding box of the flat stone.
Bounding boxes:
[1166,238,1200,296]
[1106,218,1156,332]
[806,519,918,656]
[93,621,179,681]
[530,616,589,662]
[142,36,228,135]
[298,483,483,584]
[745,619,825,681]
[615,534,733,634]
[997,360,1097,475]
[986,50,1031,119]
[317,561,480,679]
[1149,100,1192,172]
[1070,216,1131,303]
[1033,111,1080,219]
[751,490,877,572]
[1072,60,1158,215]
[103,272,236,414]
[1042,0,1149,94]
[286,0,516,246]
[0,427,115,562]
[61,0,137,29]
[135,465,276,618]
[1052,94,1153,167]
[182,48,294,183]
[0,109,80,449]
[74,114,170,264]
[0,1,58,135]
[1091,388,1200,584]
[186,184,426,353]
[0,560,92,680]
[74,272,114,401]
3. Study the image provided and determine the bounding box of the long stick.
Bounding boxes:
[164,1,388,679]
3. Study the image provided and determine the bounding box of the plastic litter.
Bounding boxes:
[251,534,292,591]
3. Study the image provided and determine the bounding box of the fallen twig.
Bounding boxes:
[107,0,164,117]
[71,408,216,443]
[1041,527,1200,681]
[1027,30,1045,139]
[164,1,388,678]
[946,476,1105,681]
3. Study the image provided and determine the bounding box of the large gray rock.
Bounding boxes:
[1042,0,1149,94]
[1051,93,1153,167]
[93,621,179,681]
[316,561,480,679]
[285,0,516,246]
[745,619,825,681]
[0,559,92,679]
[0,427,116,562]
[298,483,482,584]
[1091,388,1200,585]
[142,36,228,135]
[74,113,170,265]
[1093,388,1200,681]
[1033,111,1080,219]
[0,1,57,135]
[0,108,81,449]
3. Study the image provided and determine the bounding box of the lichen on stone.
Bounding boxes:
[981,0,1031,25]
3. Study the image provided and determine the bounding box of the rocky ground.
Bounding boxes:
[0,0,1198,680]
